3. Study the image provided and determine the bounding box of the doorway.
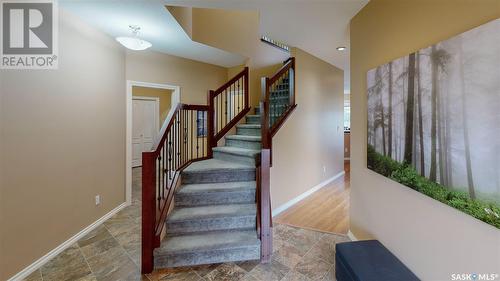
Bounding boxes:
[132,97,159,167]
[126,81,180,204]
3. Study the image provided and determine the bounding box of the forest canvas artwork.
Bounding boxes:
[366,19,500,229]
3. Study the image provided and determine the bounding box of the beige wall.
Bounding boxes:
[126,51,228,105]
[179,6,290,110]
[0,10,126,280]
[190,7,288,69]
[350,1,500,280]
[166,6,193,38]
[249,64,283,108]
[271,48,344,211]
[132,86,173,125]
[225,63,283,109]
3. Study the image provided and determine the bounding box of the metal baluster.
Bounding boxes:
[173,113,176,171]
[162,146,166,198]
[237,78,240,113]
[196,112,199,158]
[225,89,228,126]
[181,110,185,166]
[213,96,216,134]
[289,70,292,109]
[276,82,279,122]
[272,84,275,126]
[179,110,182,166]
[229,84,232,120]
[240,77,243,112]
[191,110,194,162]
[285,70,292,111]
[168,132,172,181]
[174,113,177,169]
[157,155,161,209]
[179,111,182,167]
[202,111,205,157]
[219,94,222,133]
[184,110,188,165]
[177,113,181,169]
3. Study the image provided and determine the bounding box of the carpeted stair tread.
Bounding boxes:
[178,181,256,194]
[156,230,260,255]
[184,158,253,173]
[212,146,260,158]
[237,124,261,129]
[168,204,256,222]
[225,135,261,142]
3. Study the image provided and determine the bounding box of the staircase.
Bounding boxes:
[153,107,264,268]
[141,59,296,273]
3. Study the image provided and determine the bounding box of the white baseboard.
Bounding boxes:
[347,230,358,241]
[272,171,345,217]
[7,202,129,281]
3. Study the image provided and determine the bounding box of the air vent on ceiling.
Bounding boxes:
[261,36,290,53]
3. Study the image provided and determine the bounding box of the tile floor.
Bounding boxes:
[23,168,349,281]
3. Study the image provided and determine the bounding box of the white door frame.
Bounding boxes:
[126,80,180,205]
[132,96,160,167]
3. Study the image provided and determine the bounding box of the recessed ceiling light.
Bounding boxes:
[116,25,152,51]
[336,46,347,51]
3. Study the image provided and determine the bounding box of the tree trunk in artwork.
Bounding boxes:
[445,80,453,186]
[458,37,476,199]
[381,100,386,156]
[403,53,416,164]
[429,46,438,182]
[388,62,393,158]
[375,66,386,156]
[417,52,425,176]
[437,84,446,186]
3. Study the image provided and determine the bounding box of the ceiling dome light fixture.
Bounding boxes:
[336,46,347,51]
[116,25,152,51]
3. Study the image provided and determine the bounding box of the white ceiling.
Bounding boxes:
[61,0,368,91]
[60,0,246,67]
[164,0,369,92]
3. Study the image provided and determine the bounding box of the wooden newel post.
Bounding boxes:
[260,77,270,149]
[244,67,249,109]
[260,149,272,263]
[289,58,295,106]
[207,90,215,158]
[141,152,156,273]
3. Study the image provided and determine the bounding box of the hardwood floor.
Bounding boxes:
[274,161,350,234]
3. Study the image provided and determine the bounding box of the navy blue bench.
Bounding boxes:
[335,240,420,281]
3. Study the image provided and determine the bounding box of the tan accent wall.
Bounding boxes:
[0,10,126,280]
[126,51,228,105]
[166,6,193,38]
[350,1,500,279]
[271,48,345,210]
[249,64,282,108]
[190,7,288,68]
[132,86,173,125]
[225,64,282,109]
[180,7,289,110]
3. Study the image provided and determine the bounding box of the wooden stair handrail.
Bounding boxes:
[208,67,250,154]
[257,57,297,263]
[142,69,254,274]
[267,57,295,90]
[142,103,211,273]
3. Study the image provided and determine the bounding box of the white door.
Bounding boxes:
[132,98,159,167]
